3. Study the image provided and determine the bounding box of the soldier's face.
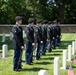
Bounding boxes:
[31,22,34,25]
[38,23,42,26]
[17,20,22,25]
[58,22,60,24]
[46,24,48,26]
[20,20,22,24]
[40,23,42,25]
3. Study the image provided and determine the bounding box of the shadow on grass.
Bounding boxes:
[72,65,76,69]
[41,54,61,60]
[35,61,53,65]
[51,53,62,56]
[21,67,48,72]
[52,50,63,52]
[58,40,73,49]
[42,57,54,60]
[0,51,2,53]
[45,53,61,57]
[66,65,76,69]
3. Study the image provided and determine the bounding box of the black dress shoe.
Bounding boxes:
[53,47,56,49]
[18,67,22,69]
[42,53,45,56]
[26,63,30,65]
[29,63,32,65]
[31,61,33,63]
[57,44,60,46]
[48,49,52,52]
[14,69,19,72]
[36,57,39,60]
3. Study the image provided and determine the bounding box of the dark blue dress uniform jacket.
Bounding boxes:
[34,25,42,43]
[42,25,47,41]
[25,25,34,44]
[55,25,61,36]
[47,26,53,40]
[12,25,24,49]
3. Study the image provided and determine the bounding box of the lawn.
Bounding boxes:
[0,33,76,75]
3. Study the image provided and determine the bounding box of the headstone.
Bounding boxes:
[54,57,59,75]
[2,44,8,58]
[60,50,67,70]
[67,45,72,61]
[2,33,6,42]
[72,41,75,55]
[10,32,13,40]
[23,30,25,38]
[38,70,47,75]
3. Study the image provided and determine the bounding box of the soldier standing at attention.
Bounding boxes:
[52,20,57,49]
[25,18,34,65]
[47,21,53,52]
[12,16,24,71]
[56,20,61,46]
[34,19,43,60]
[42,20,48,55]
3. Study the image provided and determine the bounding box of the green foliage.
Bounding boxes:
[0,0,76,24]
[65,0,76,23]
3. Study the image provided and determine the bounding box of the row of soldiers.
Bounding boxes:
[12,16,61,71]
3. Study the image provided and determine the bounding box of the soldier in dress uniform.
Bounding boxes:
[51,20,57,49]
[47,21,53,52]
[12,16,24,71]
[42,20,48,55]
[55,20,61,46]
[25,18,34,65]
[34,19,43,60]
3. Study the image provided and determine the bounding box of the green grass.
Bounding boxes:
[0,33,76,75]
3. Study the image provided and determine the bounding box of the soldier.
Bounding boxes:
[42,20,48,55]
[34,19,43,60]
[25,18,34,65]
[56,20,61,46]
[51,20,57,49]
[47,21,53,52]
[12,16,24,71]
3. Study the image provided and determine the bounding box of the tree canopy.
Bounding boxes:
[0,0,76,24]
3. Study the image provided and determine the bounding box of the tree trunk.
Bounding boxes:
[59,4,65,24]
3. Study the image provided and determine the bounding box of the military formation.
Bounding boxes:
[12,16,61,71]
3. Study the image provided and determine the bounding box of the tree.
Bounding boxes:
[64,0,76,24]
[54,0,69,24]
[0,0,28,24]
[0,0,76,24]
